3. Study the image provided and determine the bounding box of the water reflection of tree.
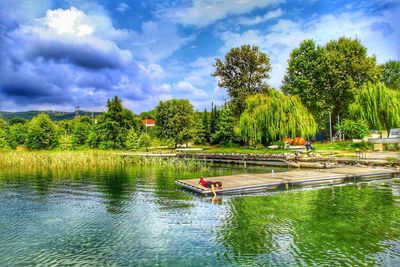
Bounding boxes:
[96,168,136,214]
[220,184,400,265]
[153,168,194,210]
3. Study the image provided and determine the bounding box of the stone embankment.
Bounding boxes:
[177,152,400,168]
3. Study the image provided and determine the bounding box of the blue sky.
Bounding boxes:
[0,0,399,113]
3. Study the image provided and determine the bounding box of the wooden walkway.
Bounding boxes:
[175,167,400,195]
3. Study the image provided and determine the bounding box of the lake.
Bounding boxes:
[1,164,400,266]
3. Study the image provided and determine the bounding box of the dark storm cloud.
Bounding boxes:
[24,38,130,70]
[0,5,156,110]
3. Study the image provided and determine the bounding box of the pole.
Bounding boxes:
[329,112,332,143]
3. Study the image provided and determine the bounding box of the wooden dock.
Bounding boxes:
[175,167,400,195]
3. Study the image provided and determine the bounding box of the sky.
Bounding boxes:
[0,0,399,113]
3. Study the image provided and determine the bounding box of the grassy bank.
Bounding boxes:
[187,141,371,154]
[0,150,208,170]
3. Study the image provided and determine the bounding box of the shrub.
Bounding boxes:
[336,119,369,139]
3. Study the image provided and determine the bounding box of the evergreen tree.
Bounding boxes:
[212,105,236,144]
[95,96,136,149]
[202,108,210,142]
[191,111,206,144]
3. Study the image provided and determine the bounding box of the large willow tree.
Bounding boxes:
[349,82,400,134]
[239,91,317,145]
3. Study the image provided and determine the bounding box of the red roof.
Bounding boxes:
[142,119,155,124]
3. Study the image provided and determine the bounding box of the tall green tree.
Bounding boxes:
[6,122,28,148]
[212,105,236,144]
[381,60,400,90]
[0,119,7,148]
[95,96,136,149]
[239,91,317,145]
[209,103,220,139]
[155,99,194,148]
[191,111,207,144]
[282,37,381,131]
[27,113,58,149]
[202,108,210,142]
[349,83,400,134]
[71,116,92,148]
[213,45,271,116]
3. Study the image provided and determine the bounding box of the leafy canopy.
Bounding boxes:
[239,90,317,145]
[282,37,381,130]
[27,113,58,149]
[213,45,271,116]
[349,82,400,133]
[155,98,194,147]
[381,60,400,90]
[335,119,370,139]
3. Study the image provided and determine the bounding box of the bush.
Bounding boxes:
[336,119,369,139]
[351,141,372,150]
[138,133,151,151]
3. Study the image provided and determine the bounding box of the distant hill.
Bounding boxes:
[0,110,103,121]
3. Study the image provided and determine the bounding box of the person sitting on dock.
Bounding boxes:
[199,177,223,196]
[305,140,315,151]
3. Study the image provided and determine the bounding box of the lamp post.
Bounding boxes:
[329,111,332,143]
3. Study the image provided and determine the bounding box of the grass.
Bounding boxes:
[0,150,209,170]
[385,157,400,163]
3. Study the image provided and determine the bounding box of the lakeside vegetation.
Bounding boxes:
[0,151,209,170]
[0,37,399,154]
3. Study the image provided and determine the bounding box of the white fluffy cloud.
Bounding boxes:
[129,20,194,62]
[220,8,400,88]
[237,8,283,25]
[175,0,284,26]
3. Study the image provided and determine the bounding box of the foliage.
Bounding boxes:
[138,133,151,151]
[209,103,220,141]
[239,91,317,145]
[381,60,400,90]
[26,113,58,149]
[59,134,74,150]
[211,105,237,144]
[6,123,28,148]
[95,96,138,149]
[351,141,372,150]
[71,116,92,148]
[191,111,207,144]
[0,151,209,170]
[349,82,400,133]
[8,117,26,125]
[0,128,8,149]
[335,119,370,139]
[0,118,6,129]
[213,45,271,116]
[282,37,381,131]
[126,129,140,150]
[155,99,194,147]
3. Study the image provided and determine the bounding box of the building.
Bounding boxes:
[142,119,155,128]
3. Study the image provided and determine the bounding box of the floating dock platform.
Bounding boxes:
[175,167,400,195]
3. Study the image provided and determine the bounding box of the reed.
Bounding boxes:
[0,151,209,171]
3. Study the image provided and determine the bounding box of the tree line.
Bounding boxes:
[0,36,399,150]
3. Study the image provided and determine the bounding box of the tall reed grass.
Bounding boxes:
[0,151,209,171]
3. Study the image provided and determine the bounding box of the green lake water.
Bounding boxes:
[1,164,400,266]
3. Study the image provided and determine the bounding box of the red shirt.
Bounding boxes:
[200,178,207,187]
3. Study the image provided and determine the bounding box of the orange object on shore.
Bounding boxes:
[282,137,293,144]
[293,137,306,145]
